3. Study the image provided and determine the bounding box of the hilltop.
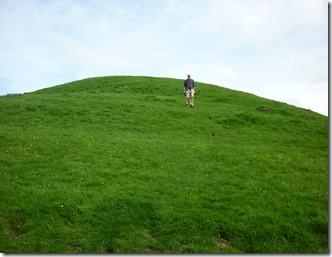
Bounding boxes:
[0,76,328,253]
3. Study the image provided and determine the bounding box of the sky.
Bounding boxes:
[0,0,328,116]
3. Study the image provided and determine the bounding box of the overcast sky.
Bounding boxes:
[0,0,328,116]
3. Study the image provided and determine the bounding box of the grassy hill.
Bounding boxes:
[0,76,328,253]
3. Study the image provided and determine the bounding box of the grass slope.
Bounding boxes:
[0,76,328,253]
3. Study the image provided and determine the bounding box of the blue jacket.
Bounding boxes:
[184,78,195,90]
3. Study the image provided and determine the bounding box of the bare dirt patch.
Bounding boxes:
[216,237,231,249]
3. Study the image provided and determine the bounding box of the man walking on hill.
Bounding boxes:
[183,74,195,107]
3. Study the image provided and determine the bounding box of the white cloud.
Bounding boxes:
[282,50,327,85]
[0,0,328,115]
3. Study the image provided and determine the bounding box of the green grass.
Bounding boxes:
[0,76,328,253]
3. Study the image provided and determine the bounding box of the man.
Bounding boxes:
[183,74,195,107]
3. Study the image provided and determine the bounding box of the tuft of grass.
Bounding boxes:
[0,76,328,253]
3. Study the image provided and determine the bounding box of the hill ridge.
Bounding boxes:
[0,76,328,253]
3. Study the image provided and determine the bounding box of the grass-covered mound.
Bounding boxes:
[0,76,328,253]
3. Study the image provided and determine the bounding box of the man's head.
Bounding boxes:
[187,74,191,78]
